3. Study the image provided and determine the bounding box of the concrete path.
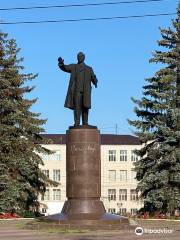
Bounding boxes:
[0,219,179,240]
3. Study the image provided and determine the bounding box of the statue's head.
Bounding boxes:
[77,52,85,63]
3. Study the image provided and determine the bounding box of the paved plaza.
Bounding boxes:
[0,219,179,240]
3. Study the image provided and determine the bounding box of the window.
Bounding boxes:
[53,151,61,161]
[42,170,49,178]
[119,208,127,215]
[130,189,138,201]
[131,170,136,181]
[131,209,138,215]
[42,208,47,213]
[53,169,60,181]
[120,150,127,161]
[131,150,139,162]
[119,170,127,181]
[109,170,116,181]
[41,189,50,201]
[108,208,116,214]
[108,189,116,201]
[109,150,116,161]
[119,189,127,201]
[42,154,49,161]
[53,189,61,200]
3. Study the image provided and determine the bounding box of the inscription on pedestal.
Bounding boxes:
[70,143,98,154]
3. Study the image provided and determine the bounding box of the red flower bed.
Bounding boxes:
[0,213,20,219]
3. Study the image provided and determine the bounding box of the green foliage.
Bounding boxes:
[0,31,54,213]
[128,3,180,214]
[17,210,43,218]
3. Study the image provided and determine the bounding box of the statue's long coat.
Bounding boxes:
[59,63,97,110]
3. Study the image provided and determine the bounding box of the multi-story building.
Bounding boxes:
[39,134,143,216]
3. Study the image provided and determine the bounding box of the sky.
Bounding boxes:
[0,0,179,135]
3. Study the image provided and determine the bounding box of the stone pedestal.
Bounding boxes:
[44,126,128,226]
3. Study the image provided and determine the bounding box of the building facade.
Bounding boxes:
[39,134,143,216]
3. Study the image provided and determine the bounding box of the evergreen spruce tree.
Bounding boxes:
[129,4,180,214]
[0,31,53,214]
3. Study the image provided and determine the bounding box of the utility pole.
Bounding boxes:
[115,124,118,135]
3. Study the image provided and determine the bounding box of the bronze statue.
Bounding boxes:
[58,52,98,126]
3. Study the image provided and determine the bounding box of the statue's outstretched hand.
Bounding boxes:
[58,57,64,64]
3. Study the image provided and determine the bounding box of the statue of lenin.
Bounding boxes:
[58,52,98,126]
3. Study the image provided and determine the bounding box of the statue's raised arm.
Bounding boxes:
[58,57,73,73]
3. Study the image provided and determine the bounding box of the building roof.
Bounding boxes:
[100,134,141,145]
[41,134,141,145]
